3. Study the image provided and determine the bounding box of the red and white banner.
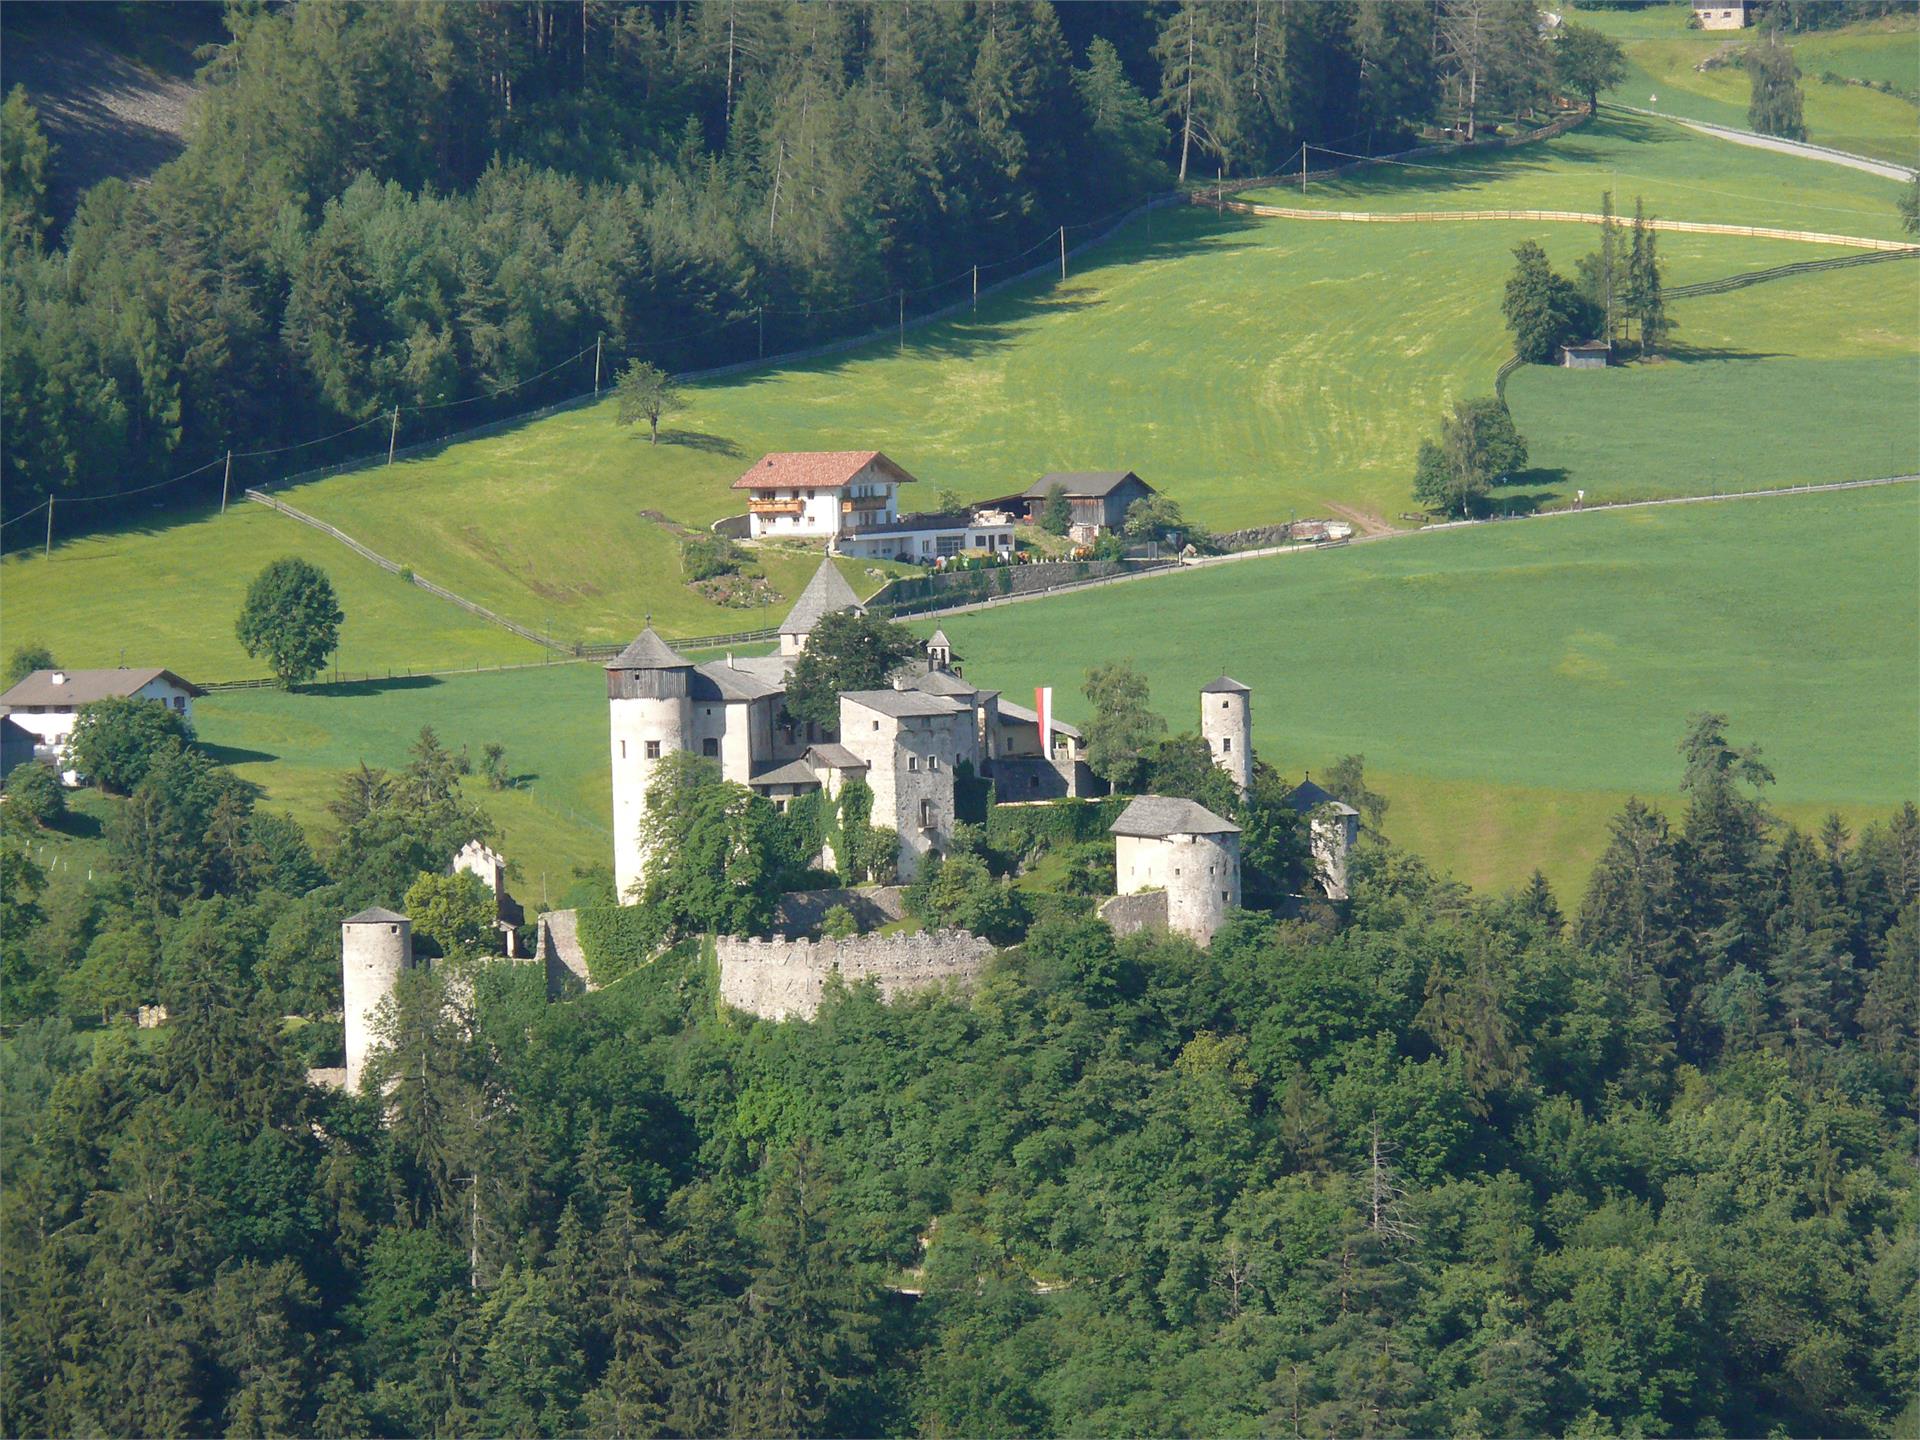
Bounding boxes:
[1035,686,1053,756]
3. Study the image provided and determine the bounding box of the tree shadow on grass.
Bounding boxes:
[50,809,105,843]
[654,429,744,456]
[1638,343,1784,365]
[297,675,444,700]
[1486,469,1572,514]
[196,741,279,766]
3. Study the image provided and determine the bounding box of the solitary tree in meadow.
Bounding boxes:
[236,556,344,687]
[614,360,684,444]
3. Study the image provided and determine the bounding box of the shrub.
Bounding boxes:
[681,533,746,582]
[3,641,54,688]
[822,904,858,939]
[4,761,64,826]
[574,903,668,987]
[67,696,192,794]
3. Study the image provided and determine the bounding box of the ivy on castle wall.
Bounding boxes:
[574,904,668,988]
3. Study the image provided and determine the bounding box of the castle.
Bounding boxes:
[609,558,1097,899]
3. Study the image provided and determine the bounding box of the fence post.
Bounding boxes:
[898,291,904,352]
[1059,225,1066,281]
[594,334,603,394]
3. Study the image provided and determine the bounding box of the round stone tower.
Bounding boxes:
[342,907,412,1094]
[608,626,694,902]
[1164,830,1243,947]
[1200,676,1253,793]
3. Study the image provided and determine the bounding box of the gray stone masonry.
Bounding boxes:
[717,928,994,1021]
[1099,889,1169,938]
[772,885,909,937]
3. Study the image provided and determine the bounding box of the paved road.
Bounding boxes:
[1615,105,1917,182]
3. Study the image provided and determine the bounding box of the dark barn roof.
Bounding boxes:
[1022,470,1153,499]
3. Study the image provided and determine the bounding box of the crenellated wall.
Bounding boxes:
[716,929,994,1021]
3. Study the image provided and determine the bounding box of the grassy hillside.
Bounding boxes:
[191,485,1917,900]
[1240,110,1911,239]
[0,503,548,682]
[1576,6,1920,168]
[936,484,1919,895]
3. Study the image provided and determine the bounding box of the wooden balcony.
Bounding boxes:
[749,499,805,516]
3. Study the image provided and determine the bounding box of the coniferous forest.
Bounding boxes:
[1,0,1597,529]
[1,706,1915,1436]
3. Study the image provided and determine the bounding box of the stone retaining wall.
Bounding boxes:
[1099,889,1168,938]
[717,929,994,1021]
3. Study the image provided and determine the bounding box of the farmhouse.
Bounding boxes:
[732,449,1014,560]
[1691,0,1751,29]
[0,667,203,784]
[1021,470,1157,541]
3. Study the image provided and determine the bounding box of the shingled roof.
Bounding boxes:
[731,451,918,491]
[780,559,864,637]
[606,627,691,671]
[1201,675,1251,694]
[344,906,409,925]
[1286,779,1359,816]
[0,667,202,709]
[1110,795,1242,838]
[1021,470,1150,499]
[839,689,970,719]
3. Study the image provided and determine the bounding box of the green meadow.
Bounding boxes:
[1240,109,1913,239]
[190,485,1918,901]
[936,484,1919,895]
[1577,5,1920,168]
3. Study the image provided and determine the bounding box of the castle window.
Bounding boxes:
[920,799,934,827]
[620,740,627,758]
[1222,737,1232,753]
[908,756,919,772]
[928,755,939,770]
[1222,891,1229,902]
[873,720,881,731]
[703,738,719,757]
[646,740,661,759]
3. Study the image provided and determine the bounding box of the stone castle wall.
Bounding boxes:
[717,929,994,1021]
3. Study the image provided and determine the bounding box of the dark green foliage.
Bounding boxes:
[1503,239,1602,364]
[1900,175,1919,234]
[1081,659,1167,790]
[1121,493,1187,541]
[1552,21,1627,107]
[235,557,345,688]
[0,86,51,258]
[679,533,746,583]
[403,870,497,960]
[325,728,496,908]
[1412,395,1530,516]
[67,695,193,794]
[1747,40,1809,141]
[905,852,1029,944]
[3,662,1916,1440]
[613,360,681,445]
[782,610,922,733]
[631,752,784,935]
[4,761,64,827]
[3,639,54,688]
[1040,483,1073,536]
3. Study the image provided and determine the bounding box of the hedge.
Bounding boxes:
[985,795,1127,856]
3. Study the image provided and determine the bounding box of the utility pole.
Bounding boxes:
[593,333,603,393]
[44,497,52,559]
[898,290,904,352]
[387,406,400,465]
[1059,225,1066,281]
[220,449,232,514]
[1301,145,1308,194]
[458,1176,479,1290]
[757,307,764,359]
[972,264,978,311]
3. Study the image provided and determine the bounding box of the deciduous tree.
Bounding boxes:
[236,556,345,688]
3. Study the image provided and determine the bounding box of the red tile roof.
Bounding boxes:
[731,451,918,491]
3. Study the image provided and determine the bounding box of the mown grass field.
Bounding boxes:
[936,484,1920,896]
[192,485,1918,900]
[1241,109,1911,239]
[0,503,549,681]
[10,108,1910,662]
[1576,5,1920,168]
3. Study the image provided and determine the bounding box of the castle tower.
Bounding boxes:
[926,628,953,672]
[608,627,694,901]
[779,559,863,656]
[1200,676,1253,793]
[343,907,412,1094]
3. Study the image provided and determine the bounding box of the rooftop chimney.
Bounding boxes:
[50,670,67,686]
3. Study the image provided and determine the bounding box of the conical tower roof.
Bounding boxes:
[780,559,864,637]
[1200,675,1251,694]
[607,626,691,670]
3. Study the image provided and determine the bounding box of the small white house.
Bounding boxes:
[1691,0,1751,29]
[832,508,1017,562]
[0,668,203,784]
